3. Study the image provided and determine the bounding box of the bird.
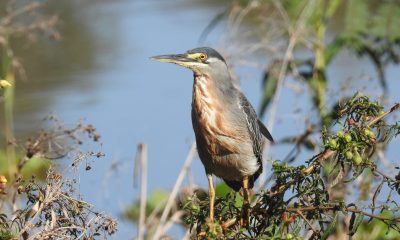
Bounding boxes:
[152,47,273,224]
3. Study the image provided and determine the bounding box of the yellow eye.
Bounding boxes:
[199,53,207,61]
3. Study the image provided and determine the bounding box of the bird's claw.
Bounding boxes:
[240,203,251,227]
[197,218,222,239]
[240,188,255,197]
[205,217,216,232]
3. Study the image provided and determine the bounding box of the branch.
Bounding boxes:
[0,2,41,26]
[296,209,318,234]
[366,103,400,127]
[286,205,400,223]
[374,168,397,182]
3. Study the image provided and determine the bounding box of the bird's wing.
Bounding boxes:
[257,119,274,142]
[238,93,265,161]
[238,93,275,188]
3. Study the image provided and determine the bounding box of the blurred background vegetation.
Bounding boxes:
[125,0,400,239]
[0,0,399,239]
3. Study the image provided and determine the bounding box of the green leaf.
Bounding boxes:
[147,189,169,207]
[321,213,338,240]
[215,183,243,208]
[325,37,347,64]
[259,60,281,117]
[123,189,169,222]
[0,151,50,181]
[326,0,342,18]
[215,182,231,197]
[349,212,364,236]
[343,0,369,36]
[20,157,51,180]
[0,230,14,240]
[354,210,400,239]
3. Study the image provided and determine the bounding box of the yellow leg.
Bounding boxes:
[243,176,249,205]
[207,174,215,222]
[241,176,250,227]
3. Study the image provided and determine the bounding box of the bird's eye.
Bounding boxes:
[199,53,207,61]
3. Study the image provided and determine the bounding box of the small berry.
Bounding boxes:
[191,205,200,211]
[344,134,352,142]
[345,151,353,160]
[337,131,344,138]
[328,139,338,149]
[286,233,294,240]
[363,129,375,139]
[352,153,362,165]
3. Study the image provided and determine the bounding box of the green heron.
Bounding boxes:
[152,47,273,223]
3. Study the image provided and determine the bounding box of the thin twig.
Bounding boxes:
[366,103,399,127]
[159,210,185,237]
[296,209,318,234]
[374,168,397,182]
[146,200,167,228]
[146,201,166,228]
[222,217,237,230]
[230,1,258,38]
[346,208,400,222]
[285,205,400,223]
[0,2,41,26]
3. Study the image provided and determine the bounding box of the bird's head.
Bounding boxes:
[151,47,228,77]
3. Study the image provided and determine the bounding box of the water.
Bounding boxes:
[6,0,400,238]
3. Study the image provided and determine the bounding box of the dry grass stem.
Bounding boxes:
[137,144,148,240]
[152,142,196,239]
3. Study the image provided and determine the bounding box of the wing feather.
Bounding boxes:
[257,119,274,142]
[238,94,264,161]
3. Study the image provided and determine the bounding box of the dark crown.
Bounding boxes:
[187,47,225,62]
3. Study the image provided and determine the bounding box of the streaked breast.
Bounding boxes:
[192,75,244,155]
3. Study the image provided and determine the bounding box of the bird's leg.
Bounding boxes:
[240,176,250,227]
[243,176,250,205]
[207,174,215,222]
[203,174,218,236]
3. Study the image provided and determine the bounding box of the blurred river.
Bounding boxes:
[5,0,400,238]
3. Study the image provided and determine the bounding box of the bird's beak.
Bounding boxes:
[151,53,198,68]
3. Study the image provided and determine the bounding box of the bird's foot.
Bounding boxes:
[198,218,222,239]
[196,231,206,240]
[239,188,254,197]
[205,217,216,232]
[240,203,251,227]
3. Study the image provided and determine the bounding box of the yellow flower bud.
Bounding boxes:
[0,80,12,89]
[0,175,7,183]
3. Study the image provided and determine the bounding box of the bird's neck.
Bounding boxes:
[193,73,235,99]
[192,73,236,114]
[192,74,214,105]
